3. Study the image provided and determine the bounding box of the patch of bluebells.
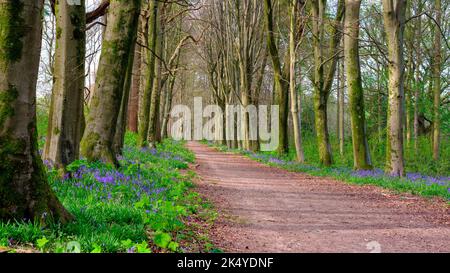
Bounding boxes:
[241,149,450,194]
[47,145,191,205]
[54,164,166,203]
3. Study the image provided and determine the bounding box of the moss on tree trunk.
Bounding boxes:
[264,0,289,156]
[382,0,406,176]
[344,0,372,170]
[44,0,86,169]
[80,0,141,166]
[0,0,72,223]
[113,40,137,155]
[138,0,158,147]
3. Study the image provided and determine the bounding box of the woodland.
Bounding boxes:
[0,0,448,253]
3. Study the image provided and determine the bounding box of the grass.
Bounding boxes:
[204,136,450,201]
[0,133,217,253]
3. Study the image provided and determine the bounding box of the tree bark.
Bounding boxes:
[161,55,180,140]
[264,0,289,155]
[339,55,345,155]
[413,2,422,154]
[44,0,86,169]
[127,26,142,133]
[0,0,72,223]
[147,6,165,147]
[382,0,406,176]
[289,0,305,163]
[138,0,158,147]
[344,0,372,170]
[80,0,141,166]
[432,0,441,160]
[113,39,137,155]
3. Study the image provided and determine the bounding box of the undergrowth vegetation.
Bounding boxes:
[0,133,217,253]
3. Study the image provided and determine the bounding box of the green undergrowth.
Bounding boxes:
[0,134,217,253]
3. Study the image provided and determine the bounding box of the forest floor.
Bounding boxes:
[186,142,450,253]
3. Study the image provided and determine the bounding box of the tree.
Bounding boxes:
[80,0,141,166]
[138,0,159,147]
[337,55,345,156]
[264,0,289,155]
[44,0,86,169]
[382,0,407,176]
[432,0,442,160]
[0,0,71,222]
[289,0,305,162]
[127,23,143,133]
[147,3,165,147]
[344,0,372,170]
[311,0,345,166]
[112,39,138,155]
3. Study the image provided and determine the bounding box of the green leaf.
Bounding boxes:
[90,244,102,253]
[168,241,179,252]
[154,232,172,249]
[135,241,151,253]
[36,237,49,250]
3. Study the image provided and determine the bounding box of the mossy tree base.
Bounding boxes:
[0,0,71,223]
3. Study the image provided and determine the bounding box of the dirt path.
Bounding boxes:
[186,142,450,253]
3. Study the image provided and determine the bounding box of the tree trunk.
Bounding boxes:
[311,0,344,166]
[161,55,180,140]
[113,40,137,155]
[263,0,289,155]
[432,0,441,161]
[344,0,372,170]
[289,0,304,163]
[80,0,141,166]
[0,0,71,223]
[339,56,345,155]
[382,0,406,176]
[44,0,86,169]
[138,0,158,147]
[147,8,164,147]
[127,30,142,133]
[413,5,422,154]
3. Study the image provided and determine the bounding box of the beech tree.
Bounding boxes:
[382,0,407,176]
[344,0,372,170]
[432,0,442,160]
[311,0,345,166]
[264,0,289,155]
[289,0,306,162]
[0,0,71,222]
[80,0,141,165]
[44,0,86,169]
[138,0,159,147]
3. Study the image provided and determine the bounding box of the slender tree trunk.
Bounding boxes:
[113,40,137,155]
[312,1,331,166]
[432,0,441,160]
[147,10,164,147]
[127,33,142,133]
[161,55,180,140]
[0,0,71,222]
[138,0,158,147]
[336,59,341,138]
[344,0,372,170]
[44,0,86,169]
[377,63,383,144]
[289,0,304,163]
[80,0,141,166]
[263,0,289,155]
[311,0,344,166]
[382,0,406,176]
[413,1,423,154]
[339,52,345,155]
